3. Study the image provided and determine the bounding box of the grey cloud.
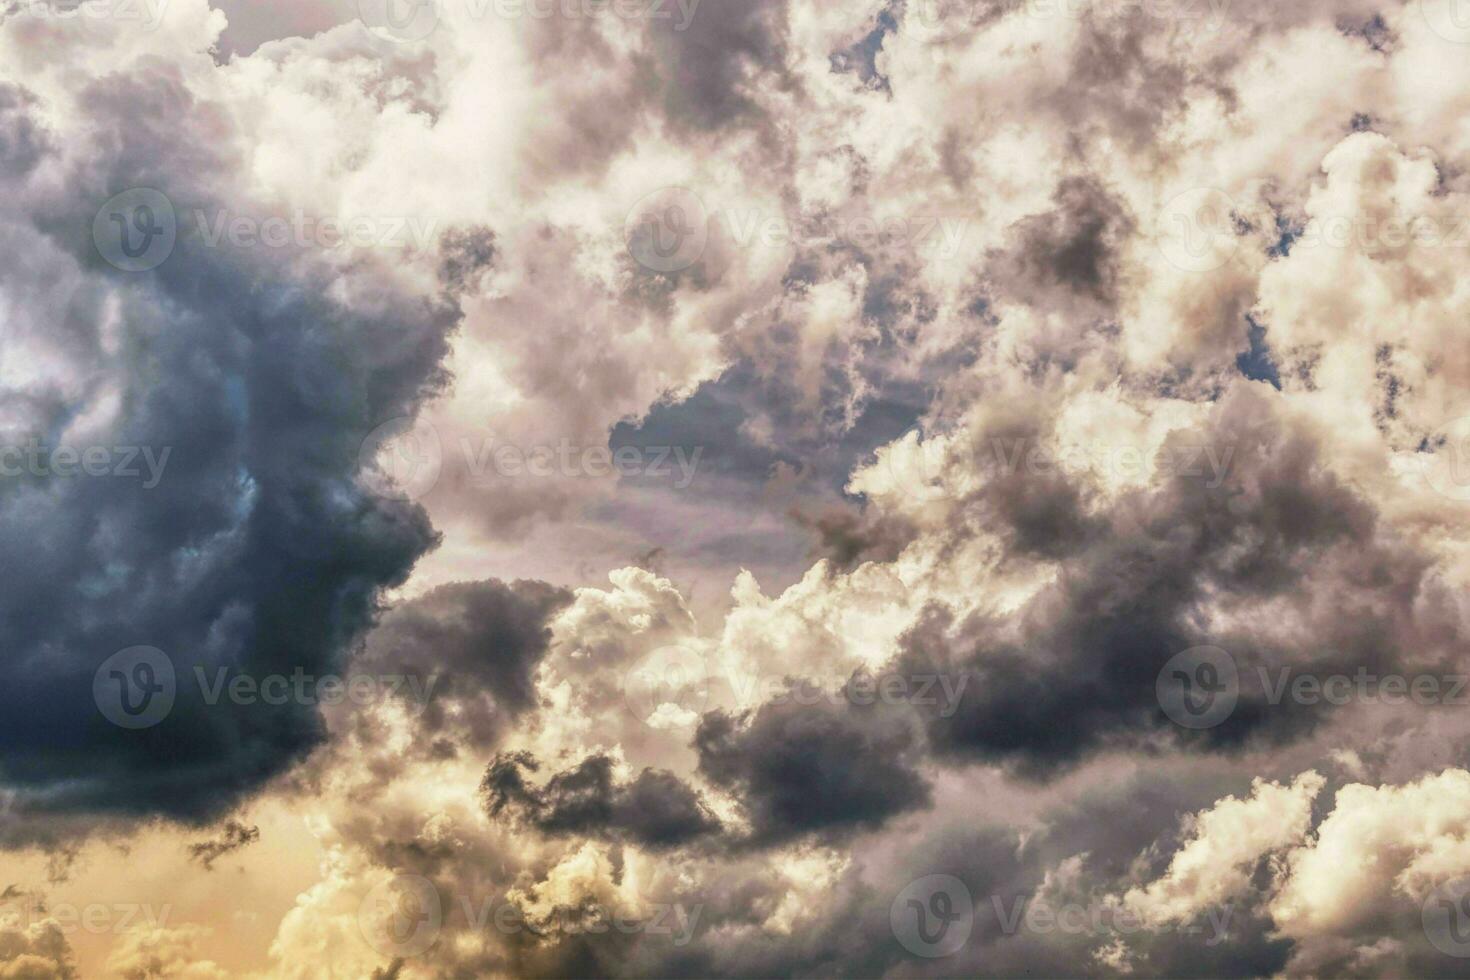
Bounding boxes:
[352,578,573,752]
[988,175,1136,312]
[484,751,722,849]
[892,387,1459,776]
[695,692,930,845]
[0,61,455,842]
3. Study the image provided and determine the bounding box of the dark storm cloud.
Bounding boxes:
[0,62,455,841]
[484,751,722,849]
[891,386,1456,776]
[988,175,1136,310]
[695,691,930,845]
[353,578,573,750]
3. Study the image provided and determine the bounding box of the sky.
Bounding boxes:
[4,0,1470,977]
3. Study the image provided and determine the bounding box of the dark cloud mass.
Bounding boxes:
[484,751,721,849]
[0,62,452,839]
[695,692,931,844]
[6,1,1470,978]
[354,578,573,748]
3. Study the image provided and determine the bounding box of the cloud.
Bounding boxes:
[187,820,261,870]
[1124,770,1324,926]
[484,751,722,849]
[695,692,930,845]
[0,54,455,842]
[0,922,74,980]
[7,0,1470,975]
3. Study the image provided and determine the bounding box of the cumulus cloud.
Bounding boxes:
[6,0,1470,975]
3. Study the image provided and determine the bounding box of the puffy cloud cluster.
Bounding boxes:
[6,0,1470,976]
